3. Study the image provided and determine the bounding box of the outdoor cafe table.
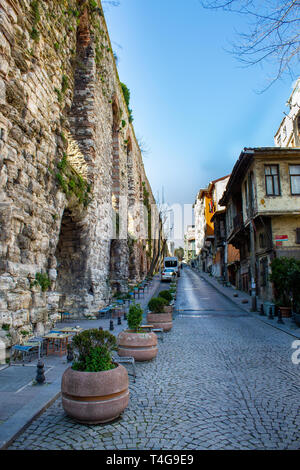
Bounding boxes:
[54,327,83,335]
[43,332,73,357]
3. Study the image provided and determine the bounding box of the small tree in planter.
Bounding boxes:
[127,303,143,332]
[289,260,300,325]
[71,329,117,372]
[61,329,129,424]
[148,297,169,312]
[269,257,294,317]
[147,296,173,331]
[158,290,173,305]
[117,303,158,361]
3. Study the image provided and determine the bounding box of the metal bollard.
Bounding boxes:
[36,359,45,385]
[123,312,127,320]
[268,306,274,320]
[109,320,114,331]
[277,306,284,324]
[67,345,74,363]
[259,304,265,316]
[117,316,122,325]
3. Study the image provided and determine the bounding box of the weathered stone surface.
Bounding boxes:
[0,0,162,362]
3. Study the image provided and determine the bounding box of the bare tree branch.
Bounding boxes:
[200,0,300,90]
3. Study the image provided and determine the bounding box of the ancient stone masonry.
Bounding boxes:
[0,0,161,359]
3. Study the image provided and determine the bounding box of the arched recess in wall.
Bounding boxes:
[127,137,135,206]
[54,6,93,310]
[54,209,87,303]
[112,98,120,213]
[109,97,123,291]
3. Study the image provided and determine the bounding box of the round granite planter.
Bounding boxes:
[117,330,158,361]
[146,312,172,332]
[294,312,300,326]
[163,305,173,314]
[61,364,129,424]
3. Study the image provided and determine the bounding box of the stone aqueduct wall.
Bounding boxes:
[0,0,162,354]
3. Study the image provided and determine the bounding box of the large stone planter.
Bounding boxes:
[61,364,129,424]
[294,312,300,326]
[163,305,173,314]
[147,312,172,332]
[117,330,158,361]
[279,306,292,318]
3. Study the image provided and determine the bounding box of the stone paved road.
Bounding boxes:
[8,268,300,450]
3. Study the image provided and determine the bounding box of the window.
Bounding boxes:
[283,126,287,138]
[297,115,300,134]
[260,258,268,287]
[289,165,300,195]
[259,233,266,249]
[265,165,280,196]
[296,228,300,244]
[244,180,249,214]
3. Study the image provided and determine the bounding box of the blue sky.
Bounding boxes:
[104,0,296,237]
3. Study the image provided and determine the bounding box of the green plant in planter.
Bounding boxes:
[158,290,173,304]
[71,329,117,372]
[148,297,168,313]
[127,303,143,332]
[288,260,300,312]
[269,257,296,307]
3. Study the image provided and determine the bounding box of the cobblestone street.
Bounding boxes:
[8,268,300,450]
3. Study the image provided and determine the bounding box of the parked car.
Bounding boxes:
[161,268,176,282]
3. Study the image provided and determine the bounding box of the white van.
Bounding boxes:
[163,257,180,277]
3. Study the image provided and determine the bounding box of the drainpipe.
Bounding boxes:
[224,241,228,282]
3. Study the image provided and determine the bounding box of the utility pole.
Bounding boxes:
[249,218,257,312]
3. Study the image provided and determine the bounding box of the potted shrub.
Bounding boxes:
[61,329,129,424]
[158,290,174,313]
[269,257,293,318]
[117,303,158,361]
[147,296,173,332]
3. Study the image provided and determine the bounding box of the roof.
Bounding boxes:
[219,147,300,206]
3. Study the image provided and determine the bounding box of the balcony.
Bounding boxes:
[233,213,243,231]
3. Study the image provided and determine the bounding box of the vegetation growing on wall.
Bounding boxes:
[120,82,134,123]
[31,272,51,292]
[30,0,41,41]
[143,182,152,258]
[55,153,92,207]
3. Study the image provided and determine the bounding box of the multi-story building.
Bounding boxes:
[193,175,232,274]
[184,225,196,263]
[274,78,300,148]
[220,147,300,302]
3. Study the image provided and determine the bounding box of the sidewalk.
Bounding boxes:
[191,268,300,339]
[0,276,162,450]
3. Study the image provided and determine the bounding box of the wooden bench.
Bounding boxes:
[140,325,164,342]
[59,311,72,322]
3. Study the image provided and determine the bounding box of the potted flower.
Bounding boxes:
[147,296,173,332]
[117,303,158,361]
[61,329,129,424]
[269,257,293,318]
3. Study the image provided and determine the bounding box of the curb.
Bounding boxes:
[0,382,62,450]
[0,277,162,450]
[192,268,300,340]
